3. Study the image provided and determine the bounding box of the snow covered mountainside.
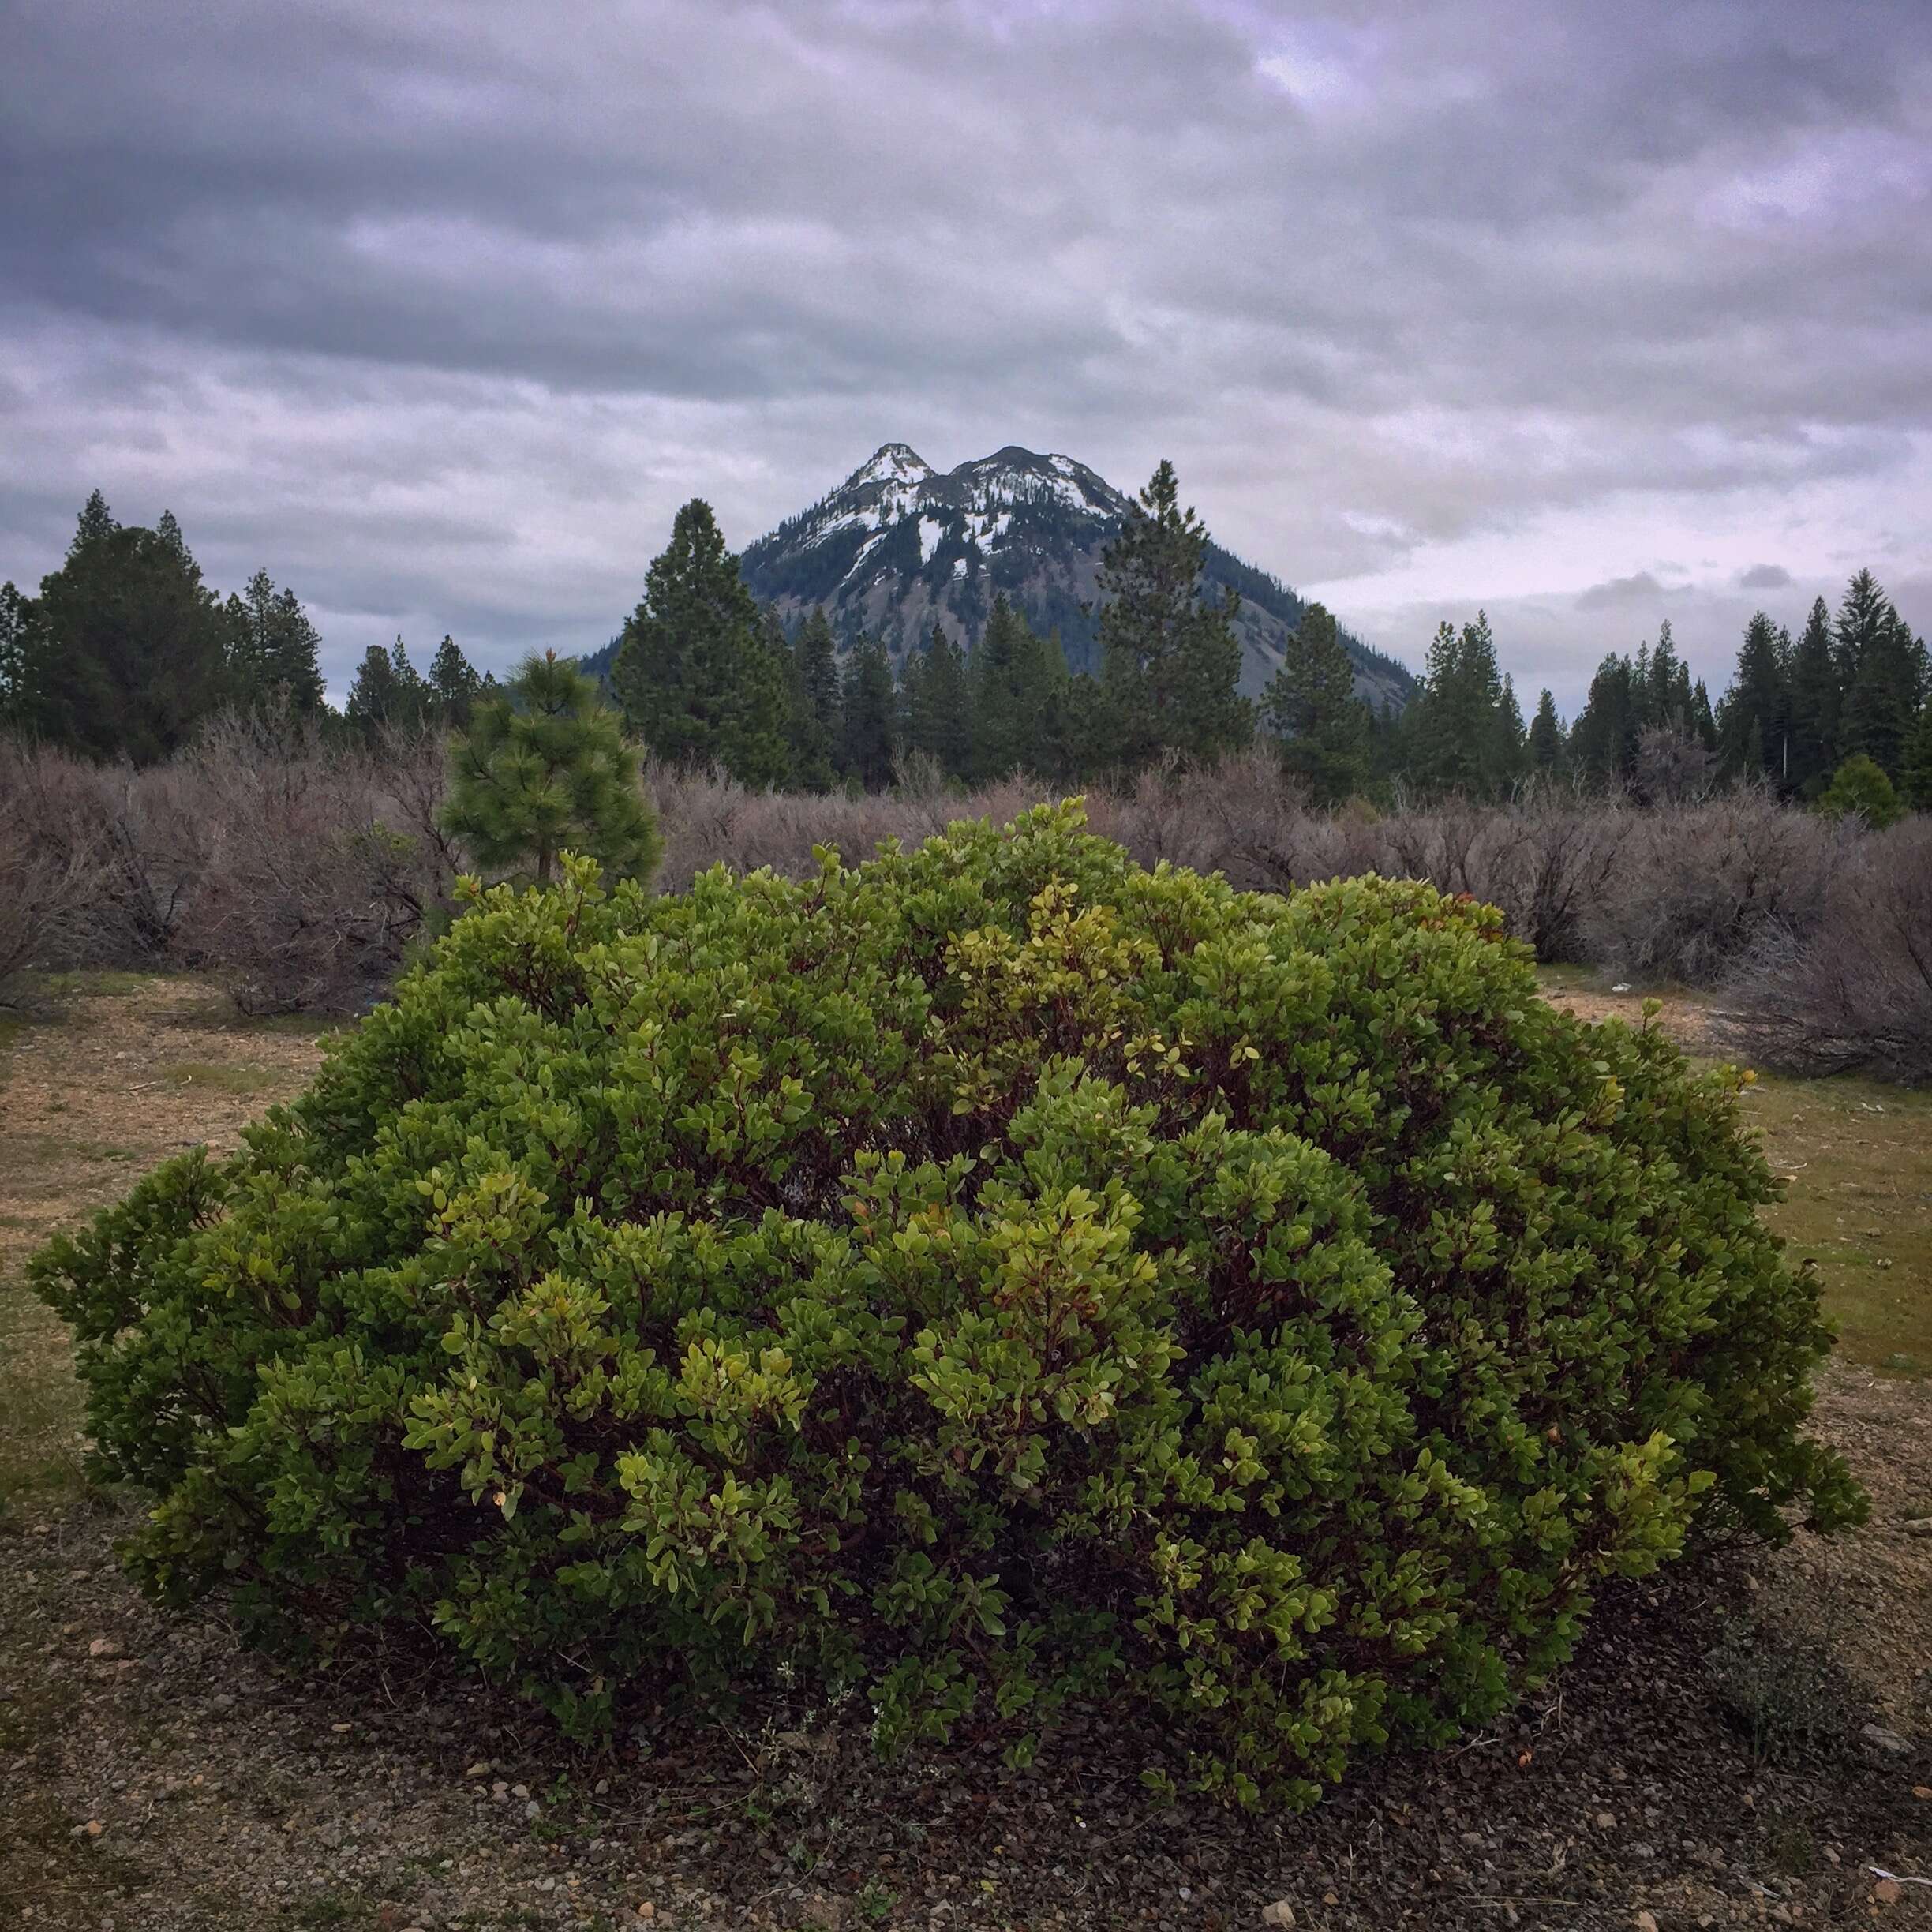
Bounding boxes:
[739,444,1416,710]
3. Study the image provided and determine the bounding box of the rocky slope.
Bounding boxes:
[738,443,1416,710]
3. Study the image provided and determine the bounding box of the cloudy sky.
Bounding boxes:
[3,0,1928,710]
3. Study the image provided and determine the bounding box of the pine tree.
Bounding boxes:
[1841,597,1926,781]
[1716,612,1791,784]
[969,595,1067,781]
[1900,698,1932,811]
[345,637,432,736]
[1260,601,1369,805]
[0,581,38,728]
[838,634,897,792]
[440,651,660,886]
[1526,688,1565,779]
[226,570,326,717]
[429,635,483,728]
[1642,620,1687,731]
[1402,612,1516,797]
[1787,597,1842,796]
[904,622,973,781]
[784,607,841,790]
[1096,460,1251,769]
[1815,754,1902,830]
[14,493,231,762]
[1692,680,1717,751]
[1497,673,1528,782]
[614,500,790,786]
[1567,653,1641,789]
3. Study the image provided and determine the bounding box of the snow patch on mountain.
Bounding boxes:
[848,443,936,490]
[739,442,1418,714]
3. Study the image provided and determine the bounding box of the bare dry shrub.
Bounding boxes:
[1579,789,1852,986]
[1714,817,1932,1084]
[164,715,456,1013]
[0,737,171,993]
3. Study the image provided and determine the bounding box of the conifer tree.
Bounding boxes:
[1402,612,1516,797]
[1786,597,1842,796]
[225,570,326,717]
[1096,460,1250,769]
[1526,688,1565,779]
[969,595,1067,781]
[838,634,898,792]
[1498,673,1528,780]
[1841,598,1926,781]
[1567,653,1641,789]
[902,622,973,781]
[1900,698,1932,812]
[1689,679,1717,754]
[1260,601,1369,805]
[1716,612,1791,785]
[13,492,231,762]
[429,635,483,728]
[440,651,660,886]
[614,500,790,786]
[1815,754,1902,829]
[344,637,431,735]
[0,581,39,728]
[784,607,841,790]
[344,645,401,732]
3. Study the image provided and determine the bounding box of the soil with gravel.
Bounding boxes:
[3,979,1929,1932]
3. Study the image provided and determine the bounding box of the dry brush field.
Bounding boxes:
[2,972,1928,1932]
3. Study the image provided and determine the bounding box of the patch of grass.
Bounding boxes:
[0,1271,88,1518]
[36,969,156,999]
[1707,1610,1866,1765]
[1741,1074,1932,1376]
[239,1011,350,1039]
[166,1060,279,1095]
[293,1895,377,1930]
[9,1135,137,1165]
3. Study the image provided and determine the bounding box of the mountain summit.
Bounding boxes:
[739,444,1414,710]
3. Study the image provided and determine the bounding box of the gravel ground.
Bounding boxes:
[2,977,1928,1931]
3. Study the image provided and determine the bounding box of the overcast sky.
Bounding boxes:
[3,0,1928,710]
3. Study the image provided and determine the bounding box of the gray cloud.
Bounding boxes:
[1575,571,1672,609]
[2,0,1928,707]
[1740,563,1795,588]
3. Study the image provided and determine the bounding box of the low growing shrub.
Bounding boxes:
[1579,790,1852,987]
[33,804,1863,1804]
[1713,817,1932,1084]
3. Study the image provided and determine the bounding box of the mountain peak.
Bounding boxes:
[740,443,1416,713]
[844,443,935,491]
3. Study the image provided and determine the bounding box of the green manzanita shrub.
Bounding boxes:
[33,803,1864,1807]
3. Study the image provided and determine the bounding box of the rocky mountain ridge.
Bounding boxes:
[738,443,1415,710]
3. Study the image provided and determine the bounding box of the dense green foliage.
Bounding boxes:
[36,806,1860,1806]
[4,485,1920,816]
[1,494,234,761]
[440,652,661,886]
[1097,460,1252,769]
[226,568,327,718]
[1567,623,1717,792]
[1815,753,1903,829]
[614,499,792,787]
[1261,602,1370,805]
[1713,576,1927,797]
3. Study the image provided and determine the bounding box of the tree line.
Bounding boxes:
[0,490,494,754]
[6,476,1928,820]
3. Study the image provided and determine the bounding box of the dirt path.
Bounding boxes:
[2,978,1927,1931]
